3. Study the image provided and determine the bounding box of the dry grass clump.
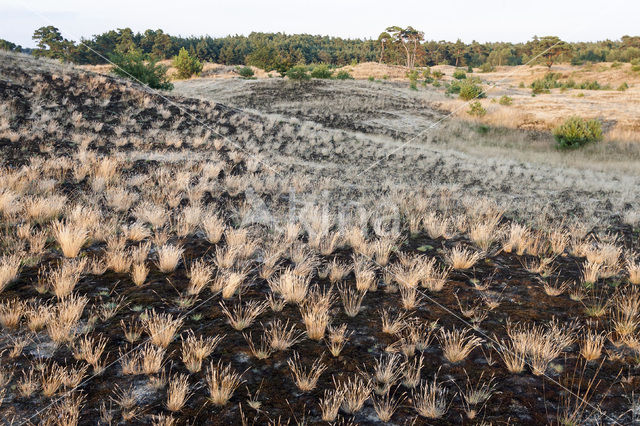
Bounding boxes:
[506,319,575,375]
[626,257,640,285]
[47,258,87,298]
[423,212,450,239]
[338,375,372,414]
[299,286,333,340]
[353,256,377,292]
[166,374,191,412]
[0,254,21,293]
[502,223,530,255]
[143,310,184,348]
[338,284,366,317]
[73,334,108,373]
[469,212,502,252]
[268,267,310,304]
[372,353,403,394]
[445,246,482,270]
[438,327,483,363]
[24,195,66,223]
[156,244,184,273]
[130,262,148,286]
[181,331,222,373]
[413,372,449,419]
[287,352,327,392]
[52,220,88,258]
[460,372,496,419]
[265,319,305,351]
[580,329,605,361]
[221,299,267,330]
[201,210,226,244]
[380,308,407,335]
[205,361,244,406]
[326,323,351,357]
[327,258,352,283]
[0,298,26,329]
[319,388,344,422]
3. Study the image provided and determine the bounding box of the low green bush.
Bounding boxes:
[110,48,173,90]
[432,70,444,79]
[458,79,485,101]
[453,69,467,80]
[286,65,310,80]
[467,101,486,117]
[479,63,495,73]
[498,95,513,106]
[407,70,419,90]
[618,82,629,91]
[368,76,375,81]
[553,116,603,149]
[310,64,333,79]
[237,66,254,78]
[335,70,353,80]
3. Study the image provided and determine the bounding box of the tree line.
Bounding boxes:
[2,26,640,69]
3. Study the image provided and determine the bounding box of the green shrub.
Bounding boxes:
[498,95,513,106]
[453,69,467,80]
[458,79,485,101]
[110,48,173,90]
[618,82,629,91]
[335,70,353,80]
[432,70,444,79]
[407,70,419,90]
[445,80,461,95]
[432,80,441,88]
[237,66,254,78]
[479,63,495,73]
[467,101,486,117]
[173,47,202,79]
[553,116,603,149]
[467,65,473,73]
[310,64,333,79]
[286,65,310,80]
[518,81,525,88]
[422,67,431,78]
[368,76,375,81]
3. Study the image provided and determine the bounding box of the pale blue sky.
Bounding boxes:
[2,0,638,48]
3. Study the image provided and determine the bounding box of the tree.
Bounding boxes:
[173,47,202,79]
[32,26,73,60]
[377,32,391,63]
[385,26,424,68]
[0,39,21,52]
[452,39,467,67]
[533,36,572,70]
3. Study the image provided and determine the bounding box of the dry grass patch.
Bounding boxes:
[287,352,327,392]
[438,327,483,363]
[156,244,184,273]
[446,246,482,270]
[143,310,184,348]
[205,361,244,406]
[0,254,21,293]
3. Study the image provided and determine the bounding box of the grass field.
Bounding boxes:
[1,50,640,424]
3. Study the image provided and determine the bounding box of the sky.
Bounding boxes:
[2,0,638,48]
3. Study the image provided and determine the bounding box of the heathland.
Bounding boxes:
[0,31,639,425]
